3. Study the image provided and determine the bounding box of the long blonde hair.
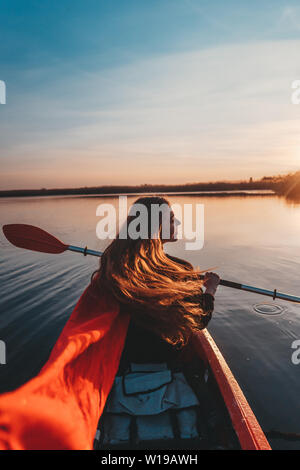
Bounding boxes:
[94,196,207,347]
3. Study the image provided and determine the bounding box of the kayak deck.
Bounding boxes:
[94,329,271,450]
[192,330,271,450]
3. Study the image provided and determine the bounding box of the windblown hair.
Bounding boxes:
[94,196,208,348]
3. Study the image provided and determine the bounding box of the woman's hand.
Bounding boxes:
[203,272,220,297]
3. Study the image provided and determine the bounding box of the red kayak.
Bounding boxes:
[192,329,271,450]
[0,273,270,450]
[96,328,271,451]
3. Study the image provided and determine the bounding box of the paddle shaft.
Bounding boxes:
[205,278,300,304]
[3,224,299,304]
[68,245,103,257]
[66,245,300,304]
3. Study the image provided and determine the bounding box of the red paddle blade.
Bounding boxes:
[2,224,68,254]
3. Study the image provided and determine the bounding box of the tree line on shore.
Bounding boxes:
[0,172,299,199]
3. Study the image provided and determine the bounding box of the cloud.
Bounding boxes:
[1,39,300,188]
[279,6,300,31]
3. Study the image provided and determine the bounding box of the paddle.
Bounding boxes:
[2,224,103,257]
[2,223,300,304]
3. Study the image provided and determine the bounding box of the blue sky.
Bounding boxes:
[1,0,300,189]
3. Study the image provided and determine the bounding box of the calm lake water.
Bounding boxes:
[1,193,300,450]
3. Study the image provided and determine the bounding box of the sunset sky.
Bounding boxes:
[1,0,300,189]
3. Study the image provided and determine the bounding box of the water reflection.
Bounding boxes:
[0,193,300,449]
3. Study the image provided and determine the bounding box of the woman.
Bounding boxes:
[0,195,219,450]
[94,196,220,449]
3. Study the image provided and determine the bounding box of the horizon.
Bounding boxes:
[0,172,288,194]
[1,1,300,189]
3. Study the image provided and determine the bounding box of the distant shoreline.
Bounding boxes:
[0,190,277,200]
[0,180,280,198]
[79,189,276,198]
